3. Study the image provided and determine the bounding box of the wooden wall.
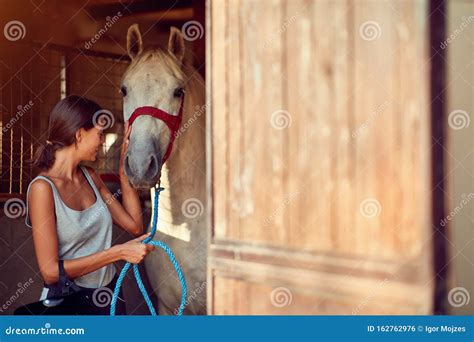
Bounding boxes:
[0,42,62,199]
[208,0,433,314]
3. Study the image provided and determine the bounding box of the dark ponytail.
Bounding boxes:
[31,141,64,170]
[29,95,103,170]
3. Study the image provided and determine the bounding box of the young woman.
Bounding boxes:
[24,95,155,315]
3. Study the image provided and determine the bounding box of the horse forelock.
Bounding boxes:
[122,48,186,85]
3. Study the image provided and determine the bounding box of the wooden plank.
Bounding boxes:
[394,0,431,259]
[285,0,330,252]
[223,0,285,245]
[206,0,212,313]
[211,0,228,241]
[285,0,311,250]
[247,0,285,244]
[394,0,414,256]
[229,277,427,315]
[209,241,423,284]
[225,0,243,241]
[213,277,426,315]
[332,0,352,254]
[416,0,433,293]
[352,2,388,257]
[212,262,431,315]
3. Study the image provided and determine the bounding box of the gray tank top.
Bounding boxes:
[25,165,116,300]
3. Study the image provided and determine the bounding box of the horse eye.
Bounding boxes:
[120,86,127,97]
[173,87,185,98]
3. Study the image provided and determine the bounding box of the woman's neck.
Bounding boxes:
[44,146,82,181]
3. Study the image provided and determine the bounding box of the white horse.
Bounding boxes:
[121,24,206,315]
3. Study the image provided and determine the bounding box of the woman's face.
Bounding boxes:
[79,127,105,161]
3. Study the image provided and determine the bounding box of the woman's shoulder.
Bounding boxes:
[27,177,54,205]
[29,171,57,191]
[29,176,54,192]
[26,177,55,229]
[35,171,57,184]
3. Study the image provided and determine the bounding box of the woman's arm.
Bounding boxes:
[86,165,143,237]
[63,234,152,281]
[28,179,152,284]
[118,123,143,235]
[119,171,143,235]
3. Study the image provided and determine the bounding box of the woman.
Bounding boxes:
[24,95,155,315]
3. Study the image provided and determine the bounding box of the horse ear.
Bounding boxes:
[168,26,185,63]
[127,24,143,60]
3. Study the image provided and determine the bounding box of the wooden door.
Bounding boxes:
[207,0,433,314]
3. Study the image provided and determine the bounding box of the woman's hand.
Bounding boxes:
[117,233,155,264]
[119,122,132,178]
[115,120,144,236]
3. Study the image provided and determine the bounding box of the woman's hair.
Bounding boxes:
[30,95,102,170]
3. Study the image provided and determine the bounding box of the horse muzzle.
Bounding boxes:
[125,95,184,189]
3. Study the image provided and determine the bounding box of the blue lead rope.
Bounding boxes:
[110,185,187,315]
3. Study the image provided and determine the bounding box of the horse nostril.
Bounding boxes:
[145,155,159,178]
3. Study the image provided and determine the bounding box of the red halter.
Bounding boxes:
[127,95,184,164]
